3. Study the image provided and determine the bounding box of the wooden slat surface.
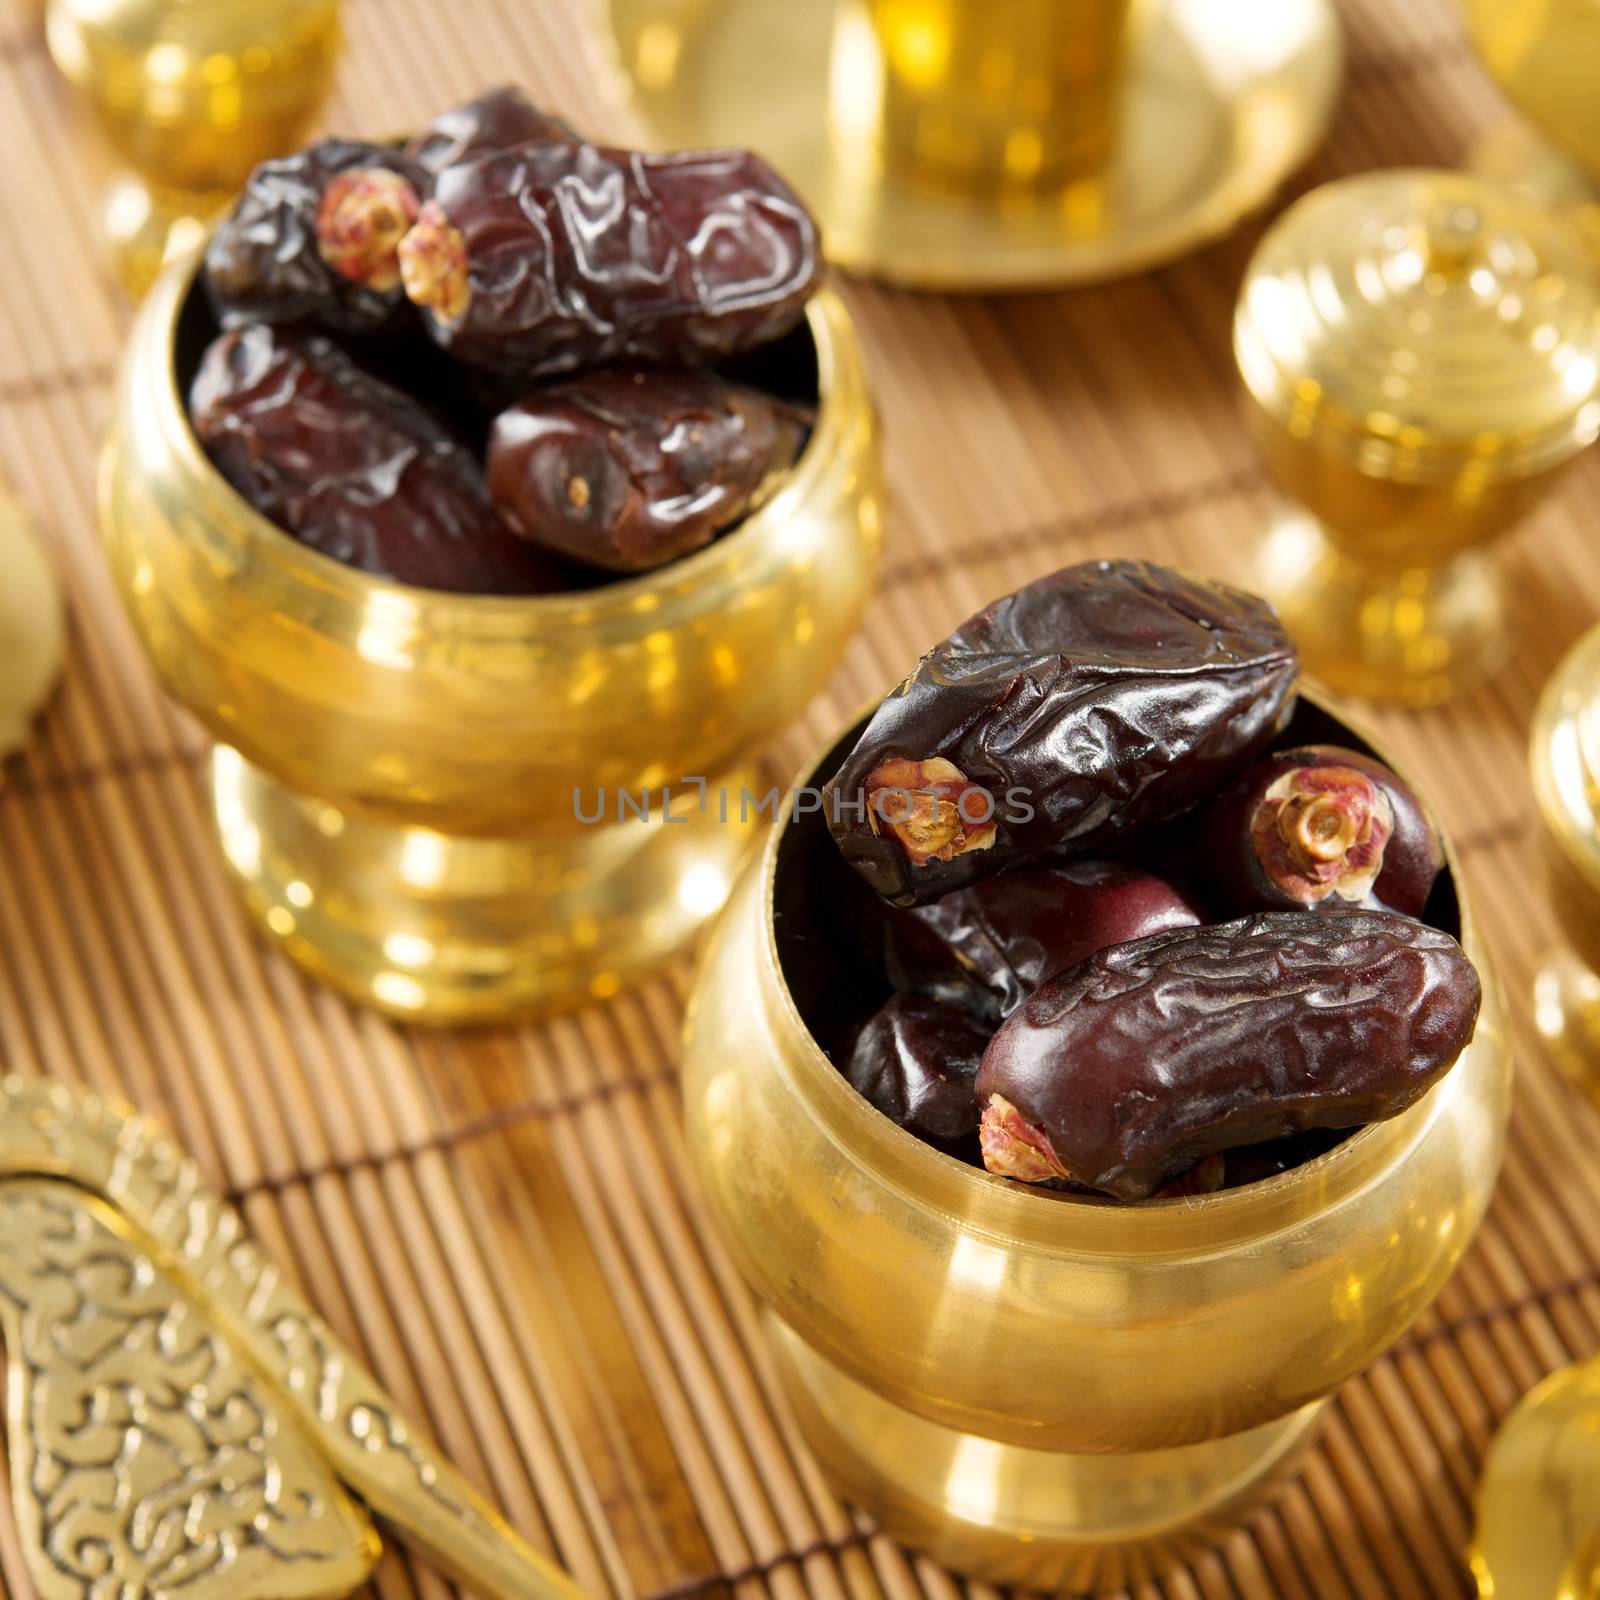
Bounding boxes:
[1,1,1598,1596]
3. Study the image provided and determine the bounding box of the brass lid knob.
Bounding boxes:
[1237,170,1600,486]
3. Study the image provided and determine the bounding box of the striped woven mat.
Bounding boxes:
[0,0,1596,1595]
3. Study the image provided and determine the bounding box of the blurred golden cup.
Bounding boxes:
[831,0,1136,191]
[47,0,341,295]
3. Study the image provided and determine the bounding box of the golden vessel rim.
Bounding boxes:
[746,687,1484,1247]
[129,244,850,622]
[1531,623,1600,896]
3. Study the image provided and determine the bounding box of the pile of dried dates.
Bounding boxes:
[818,560,1481,1202]
[190,88,822,593]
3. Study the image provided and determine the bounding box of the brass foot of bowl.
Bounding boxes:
[102,173,232,302]
[1256,511,1507,708]
[771,1315,1325,1591]
[213,747,763,1023]
[595,0,1342,290]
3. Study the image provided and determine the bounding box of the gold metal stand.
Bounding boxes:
[1236,170,1600,706]
[772,1317,1326,1591]
[212,746,763,1021]
[596,0,1342,290]
[45,0,342,297]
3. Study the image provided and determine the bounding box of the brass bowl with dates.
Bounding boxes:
[681,696,1509,1590]
[99,250,883,1024]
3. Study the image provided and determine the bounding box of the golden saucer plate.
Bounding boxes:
[593,0,1343,291]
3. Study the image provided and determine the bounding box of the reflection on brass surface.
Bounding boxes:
[680,695,1510,1586]
[597,0,1341,290]
[1530,623,1600,1106]
[1472,1357,1600,1598]
[99,251,882,1023]
[1518,623,1600,1597]
[46,0,341,296]
[1237,170,1600,705]
[0,486,64,761]
[1465,0,1600,183]
[835,0,1133,192]
[0,1077,586,1600]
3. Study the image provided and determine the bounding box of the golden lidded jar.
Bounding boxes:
[681,696,1509,1590]
[1236,169,1600,707]
[99,252,882,1024]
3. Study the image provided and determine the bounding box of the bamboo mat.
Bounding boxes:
[0,0,1597,1596]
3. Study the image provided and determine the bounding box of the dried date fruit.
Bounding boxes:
[190,325,560,595]
[486,368,812,572]
[838,994,991,1151]
[976,909,1479,1200]
[882,858,1204,1024]
[1197,745,1443,919]
[1219,1129,1347,1188]
[824,561,1299,906]
[205,140,426,335]
[1153,1154,1226,1198]
[397,141,820,376]
[404,86,575,177]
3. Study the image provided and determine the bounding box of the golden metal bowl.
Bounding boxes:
[681,693,1509,1589]
[100,252,882,1023]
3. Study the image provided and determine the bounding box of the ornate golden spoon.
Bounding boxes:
[1472,1356,1600,1597]
[0,1076,587,1600]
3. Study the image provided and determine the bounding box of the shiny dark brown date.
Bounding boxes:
[205,140,426,335]
[976,909,1480,1200]
[883,858,1203,1025]
[396,140,820,377]
[824,560,1299,906]
[190,325,559,595]
[838,994,991,1152]
[1196,744,1443,919]
[404,85,574,177]
[486,368,812,572]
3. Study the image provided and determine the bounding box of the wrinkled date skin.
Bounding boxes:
[976,910,1480,1200]
[824,560,1300,906]
[839,994,992,1151]
[205,140,427,335]
[190,326,560,595]
[883,858,1203,1025]
[396,140,821,377]
[404,85,575,178]
[1198,744,1444,919]
[486,367,813,571]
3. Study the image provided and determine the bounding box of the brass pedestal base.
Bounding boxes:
[103,174,228,300]
[597,0,1341,290]
[771,1318,1325,1592]
[212,748,763,1025]
[1257,511,1506,707]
